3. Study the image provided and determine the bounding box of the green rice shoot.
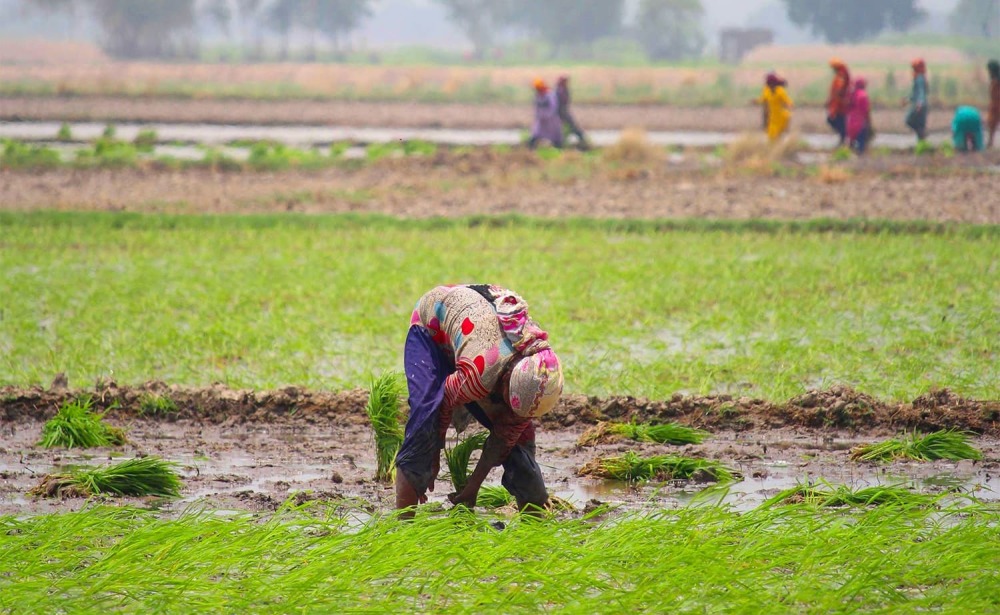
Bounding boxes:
[582,451,739,483]
[138,393,178,415]
[30,456,182,498]
[365,372,406,482]
[445,431,489,492]
[476,485,514,508]
[609,421,710,445]
[38,396,128,449]
[850,429,984,462]
[762,481,945,508]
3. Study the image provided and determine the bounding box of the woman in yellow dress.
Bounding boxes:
[755,72,793,141]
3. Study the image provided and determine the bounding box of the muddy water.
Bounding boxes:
[2,418,996,517]
[0,120,947,150]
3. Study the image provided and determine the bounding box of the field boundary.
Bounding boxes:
[2,382,998,436]
[2,211,998,238]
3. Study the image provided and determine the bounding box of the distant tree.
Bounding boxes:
[505,0,626,57]
[949,0,999,38]
[634,0,705,61]
[83,0,198,58]
[201,0,232,35]
[235,0,265,59]
[312,0,374,53]
[780,0,926,43]
[435,0,509,58]
[267,0,297,59]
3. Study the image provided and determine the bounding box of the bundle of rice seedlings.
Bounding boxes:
[476,485,514,509]
[30,457,182,498]
[602,127,664,164]
[850,430,983,463]
[365,372,406,482]
[578,421,710,447]
[580,452,739,483]
[38,396,127,449]
[762,481,941,508]
[446,431,489,492]
[138,393,178,415]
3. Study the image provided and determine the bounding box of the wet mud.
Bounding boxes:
[1,381,997,516]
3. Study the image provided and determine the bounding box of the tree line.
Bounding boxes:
[22,0,996,61]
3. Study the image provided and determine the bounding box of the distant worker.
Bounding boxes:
[987,59,999,148]
[395,284,563,515]
[528,79,563,149]
[905,58,929,143]
[555,75,589,150]
[952,106,984,153]
[826,58,851,146]
[753,72,793,142]
[846,77,873,155]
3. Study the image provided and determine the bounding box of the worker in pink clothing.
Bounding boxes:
[846,77,873,155]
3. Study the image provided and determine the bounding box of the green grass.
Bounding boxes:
[850,430,985,463]
[0,212,997,401]
[445,431,489,492]
[476,485,514,508]
[1,139,61,170]
[1,502,997,611]
[137,393,178,416]
[609,421,709,445]
[365,372,406,482]
[30,457,182,498]
[38,396,127,449]
[582,451,739,483]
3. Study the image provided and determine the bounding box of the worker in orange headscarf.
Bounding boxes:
[826,58,851,146]
[528,78,563,149]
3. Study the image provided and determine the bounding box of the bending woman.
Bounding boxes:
[395,284,563,514]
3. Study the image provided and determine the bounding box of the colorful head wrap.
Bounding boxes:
[490,287,551,356]
[829,57,845,70]
[854,77,867,90]
[766,72,781,87]
[533,78,548,93]
[507,349,563,418]
[911,58,926,74]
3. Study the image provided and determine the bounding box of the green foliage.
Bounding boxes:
[635,0,705,61]
[402,140,437,156]
[56,122,73,142]
[133,128,158,153]
[831,146,852,162]
[504,0,626,57]
[587,451,738,482]
[329,141,352,158]
[850,430,984,462]
[199,147,243,172]
[914,140,936,156]
[38,396,127,449]
[535,146,562,161]
[74,137,139,169]
[0,139,60,170]
[366,142,403,162]
[31,457,182,498]
[248,142,328,171]
[138,393,178,415]
[445,431,489,492]
[608,422,710,445]
[365,372,405,482]
[102,124,117,140]
[781,0,926,43]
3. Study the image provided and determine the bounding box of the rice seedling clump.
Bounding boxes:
[38,396,127,449]
[578,421,709,446]
[851,429,983,462]
[30,457,182,498]
[476,485,514,508]
[445,431,489,492]
[580,451,740,483]
[762,481,944,508]
[365,372,406,482]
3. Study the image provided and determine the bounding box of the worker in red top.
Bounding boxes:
[826,58,851,146]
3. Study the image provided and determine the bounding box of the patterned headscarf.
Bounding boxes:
[489,287,551,356]
[508,349,563,418]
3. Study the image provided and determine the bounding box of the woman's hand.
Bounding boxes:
[448,488,479,509]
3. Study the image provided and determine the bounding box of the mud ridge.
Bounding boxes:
[1,380,997,436]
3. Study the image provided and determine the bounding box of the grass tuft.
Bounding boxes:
[850,430,983,463]
[445,431,489,492]
[30,456,182,498]
[138,393,178,415]
[38,396,127,448]
[602,127,663,164]
[365,372,406,482]
[580,451,739,483]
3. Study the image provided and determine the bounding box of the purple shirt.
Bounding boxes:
[532,90,563,145]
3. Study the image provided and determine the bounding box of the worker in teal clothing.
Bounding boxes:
[952,106,984,152]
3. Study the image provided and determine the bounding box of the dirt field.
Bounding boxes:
[0,96,962,135]
[1,382,997,515]
[2,150,998,224]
